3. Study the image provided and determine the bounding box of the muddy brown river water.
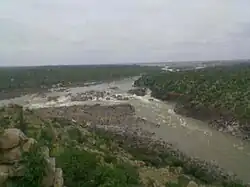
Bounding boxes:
[1,77,250,182]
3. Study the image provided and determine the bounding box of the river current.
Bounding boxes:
[0,77,250,182]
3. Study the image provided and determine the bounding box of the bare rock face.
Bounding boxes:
[0,128,64,187]
[0,146,22,164]
[0,128,27,150]
[0,165,12,174]
[128,88,147,96]
[42,157,56,187]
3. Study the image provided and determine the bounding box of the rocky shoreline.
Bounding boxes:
[131,83,250,141]
[174,103,250,141]
[89,127,240,185]
[70,90,130,102]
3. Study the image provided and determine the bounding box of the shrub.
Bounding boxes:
[38,124,57,150]
[56,148,141,187]
[165,182,181,187]
[67,127,86,143]
[14,106,28,134]
[7,144,46,187]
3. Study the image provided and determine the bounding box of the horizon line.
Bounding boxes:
[0,58,250,68]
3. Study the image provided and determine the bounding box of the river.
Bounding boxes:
[1,77,250,182]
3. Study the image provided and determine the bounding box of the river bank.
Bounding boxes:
[141,88,250,141]
[173,103,249,140]
[133,66,250,141]
[34,103,246,184]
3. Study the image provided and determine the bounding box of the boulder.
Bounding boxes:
[0,165,13,175]
[0,129,64,187]
[116,95,123,100]
[42,157,56,187]
[0,146,22,164]
[0,163,25,177]
[128,88,147,96]
[41,146,50,158]
[175,166,183,174]
[54,168,64,187]
[47,157,56,172]
[12,164,26,177]
[187,181,198,187]
[0,128,27,150]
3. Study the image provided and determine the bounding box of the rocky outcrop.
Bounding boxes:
[0,128,64,187]
[128,88,147,96]
[0,128,27,150]
[187,181,198,187]
[111,94,129,101]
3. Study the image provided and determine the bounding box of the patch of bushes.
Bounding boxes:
[67,127,86,144]
[56,148,141,187]
[165,181,181,187]
[92,131,245,186]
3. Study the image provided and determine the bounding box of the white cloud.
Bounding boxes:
[0,0,250,66]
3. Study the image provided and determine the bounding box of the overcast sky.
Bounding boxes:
[0,0,250,66]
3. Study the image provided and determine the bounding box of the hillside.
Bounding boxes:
[0,104,244,187]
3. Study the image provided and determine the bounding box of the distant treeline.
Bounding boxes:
[0,65,159,92]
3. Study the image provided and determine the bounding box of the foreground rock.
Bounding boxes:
[0,128,64,187]
[0,128,27,150]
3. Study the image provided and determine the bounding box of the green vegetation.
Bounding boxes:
[7,144,46,187]
[0,65,159,95]
[56,148,140,187]
[16,106,28,134]
[134,64,250,136]
[0,106,246,187]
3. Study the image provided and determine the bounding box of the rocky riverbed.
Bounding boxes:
[174,103,250,141]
